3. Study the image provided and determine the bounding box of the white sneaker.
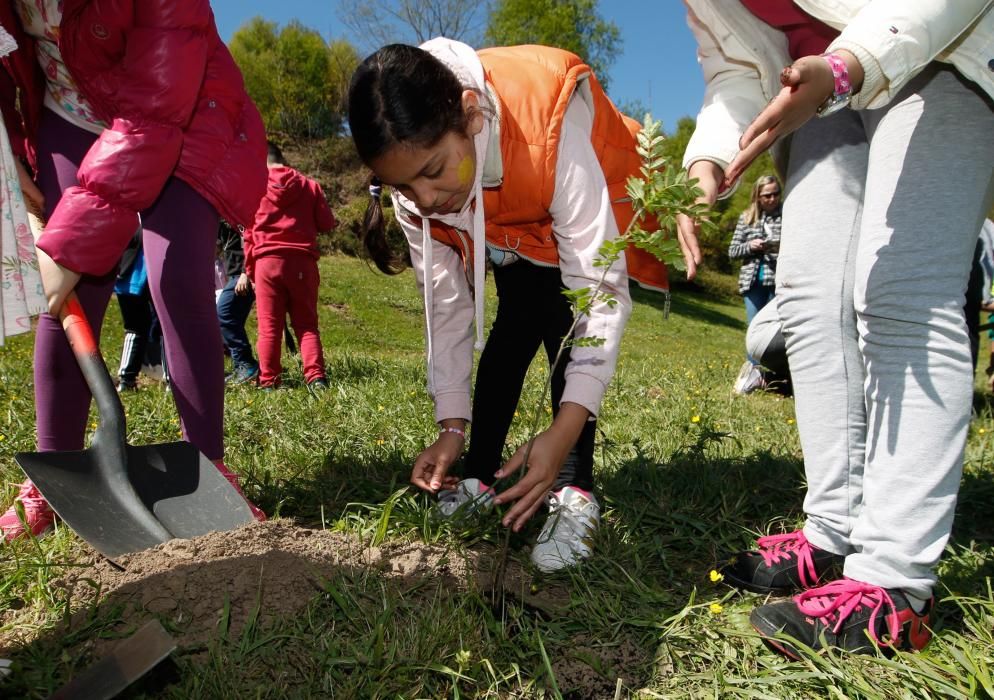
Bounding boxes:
[437,478,495,518]
[733,360,765,395]
[530,486,600,572]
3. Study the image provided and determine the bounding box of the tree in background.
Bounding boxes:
[484,0,621,90]
[229,17,359,140]
[336,0,486,49]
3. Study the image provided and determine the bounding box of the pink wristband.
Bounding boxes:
[439,426,466,439]
[820,53,851,98]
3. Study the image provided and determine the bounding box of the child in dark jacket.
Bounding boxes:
[245,143,337,390]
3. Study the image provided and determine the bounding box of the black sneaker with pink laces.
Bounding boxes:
[750,578,933,658]
[719,529,845,594]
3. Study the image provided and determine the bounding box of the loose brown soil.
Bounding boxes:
[1,520,646,696]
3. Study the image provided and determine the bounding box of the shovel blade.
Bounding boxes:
[16,440,254,559]
[128,441,255,539]
[49,619,176,700]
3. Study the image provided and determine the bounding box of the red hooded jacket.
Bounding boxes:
[0,0,267,277]
[244,165,337,279]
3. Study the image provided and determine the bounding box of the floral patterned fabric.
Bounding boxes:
[0,25,45,343]
[14,0,105,133]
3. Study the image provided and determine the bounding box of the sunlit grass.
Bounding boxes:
[1,254,993,697]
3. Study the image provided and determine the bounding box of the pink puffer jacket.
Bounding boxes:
[28,0,267,276]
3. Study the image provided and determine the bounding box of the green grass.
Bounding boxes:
[2,253,994,698]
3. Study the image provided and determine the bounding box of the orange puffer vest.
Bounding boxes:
[429,45,668,292]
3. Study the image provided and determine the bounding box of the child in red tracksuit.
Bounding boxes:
[244,142,337,390]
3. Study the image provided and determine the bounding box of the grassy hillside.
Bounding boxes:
[1,256,993,698]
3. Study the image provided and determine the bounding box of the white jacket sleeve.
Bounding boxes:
[548,97,633,417]
[682,4,769,172]
[395,205,476,423]
[824,0,993,109]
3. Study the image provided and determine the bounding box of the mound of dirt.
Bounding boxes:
[40,521,481,650]
[3,520,647,695]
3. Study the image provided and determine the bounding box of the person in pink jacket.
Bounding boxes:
[244,142,337,391]
[0,0,269,540]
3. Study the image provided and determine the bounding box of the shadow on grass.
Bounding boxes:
[631,283,743,330]
[598,450,806,586]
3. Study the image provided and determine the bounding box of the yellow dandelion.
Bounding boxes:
[787,418,795,425]
[514,411,519,417]
[0,434,5,442]
[980,428,987,435]
[377,438,385,445]
[709,569,724,583]
[709,603,723,615]
[378,405,384,411]
[691,415,700,423]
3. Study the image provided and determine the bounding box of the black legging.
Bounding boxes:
[463,260,596,492]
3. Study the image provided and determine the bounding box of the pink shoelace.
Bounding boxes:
[794,578,900,645]
[16,481,48,514]
[756,530,818,587]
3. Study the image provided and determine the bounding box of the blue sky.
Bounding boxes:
[210,0,704,134]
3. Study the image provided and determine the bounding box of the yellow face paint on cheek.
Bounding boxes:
[456,156,474,187]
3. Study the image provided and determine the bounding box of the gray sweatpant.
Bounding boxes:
[777,65,994,600]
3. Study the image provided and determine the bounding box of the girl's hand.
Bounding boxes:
[235,272,251,295]
[724,51,864,187]
[748,239,765,253]
[14,158,44,219]
[38,248,80,317]
[410,423,465,493]
[675,160,722,280]
[492,402,588,531]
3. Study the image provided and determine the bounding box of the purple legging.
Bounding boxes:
[32,109,225,460]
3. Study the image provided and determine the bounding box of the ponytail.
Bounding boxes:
[361,177,405,275]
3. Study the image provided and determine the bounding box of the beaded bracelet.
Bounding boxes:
[439,426,466,439]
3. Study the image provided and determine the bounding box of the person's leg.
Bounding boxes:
[285,255,326,384]
[777,111,870,557]
[745,299,787,375]
[463,263,545,484]
[32,109,110,452]
[718,112,868,594]
[253,256,288,387]
[216,275,258,372]
[843,66,994,600]
[743,285,775,363]
[140,179,224,460]
[116,291,152,386]
[535,270,596,494]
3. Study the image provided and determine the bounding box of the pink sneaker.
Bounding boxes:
[1,480,56,541]
[213,461,267,522]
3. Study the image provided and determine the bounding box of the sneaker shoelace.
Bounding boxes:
[17,482,48,515]
[536,492,593,546]
[795,578,900,645]
[756,531,818,587]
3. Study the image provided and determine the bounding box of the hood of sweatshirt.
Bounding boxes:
[393,37,493,352]
[265,165,309,209]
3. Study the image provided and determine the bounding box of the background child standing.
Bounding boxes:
[245,142,337,391]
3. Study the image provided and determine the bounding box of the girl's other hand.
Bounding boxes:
[410,427,464,493]
[492,402,587,531]
[676,160,722,280]
[38,248,80,317]
[14,158,44,220]
[492,429,570,531]
[235,272,251,295]
[725,51,863,187]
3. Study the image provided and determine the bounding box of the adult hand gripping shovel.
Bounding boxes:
[15,292,254,560]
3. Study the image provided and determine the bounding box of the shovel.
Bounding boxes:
[49,619,176,700]
[15,292,254,560]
